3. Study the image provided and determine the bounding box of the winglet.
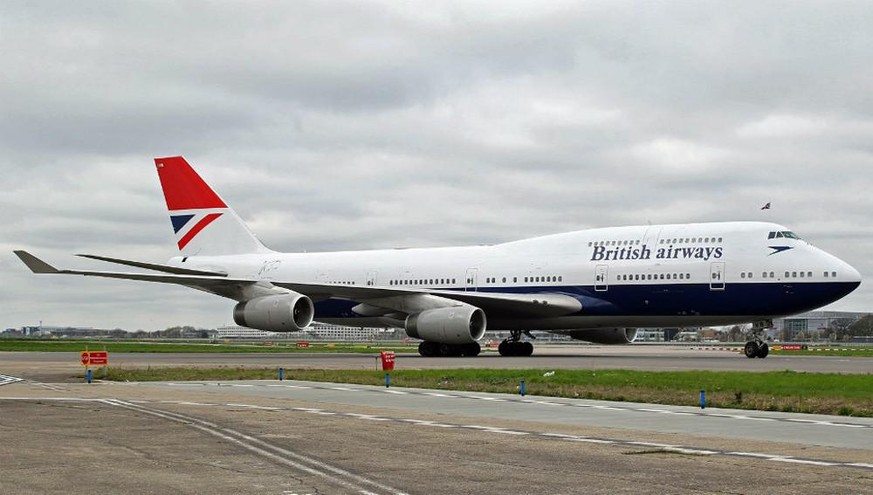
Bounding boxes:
[13,251,60,274]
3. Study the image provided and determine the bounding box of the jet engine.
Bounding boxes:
[405,306,486,344]
[233,293,314,332]
[564,328,637,344]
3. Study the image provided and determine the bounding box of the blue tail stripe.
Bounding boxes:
[170,214,195,233]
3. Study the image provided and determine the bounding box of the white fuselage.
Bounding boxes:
[171,221,861,331]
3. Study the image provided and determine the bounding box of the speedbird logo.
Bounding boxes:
[591,244,723,262]
[170,212,224,250]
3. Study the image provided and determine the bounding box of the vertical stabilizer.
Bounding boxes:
[155,156,270,256]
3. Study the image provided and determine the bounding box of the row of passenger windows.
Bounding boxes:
[752,271,838,279]
[659,237,723,244]
[588,236,724,247]
[484,276,563,284]
[616,270,840,282]
[618,273,691,281]
[389,278,457,286]
[356,270,840,287]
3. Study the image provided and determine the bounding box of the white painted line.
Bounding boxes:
[225,403,282,411]
[565,438,616,445]
[486,429,529,436]
[728,452,774,459]
[769,457,837,466]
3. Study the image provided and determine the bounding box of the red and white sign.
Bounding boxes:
[296,342,310,348]
[380,351,396,371]
[80,351,108,366]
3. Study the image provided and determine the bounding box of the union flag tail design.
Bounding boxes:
[155,156,270,256]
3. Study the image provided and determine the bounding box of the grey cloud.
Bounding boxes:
[1,0,871,330]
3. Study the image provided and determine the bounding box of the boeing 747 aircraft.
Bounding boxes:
[15,156,861,358]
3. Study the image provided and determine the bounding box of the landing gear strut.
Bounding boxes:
[418,341,481,357]
[744,320,771,359]
[498,330,534,357]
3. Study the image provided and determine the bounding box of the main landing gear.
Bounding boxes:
[498,330,534,357]
[418,341,481,357]
[744,320,771,359]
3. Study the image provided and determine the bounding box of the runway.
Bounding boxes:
[1,375,872,494]
[3,344,872,384]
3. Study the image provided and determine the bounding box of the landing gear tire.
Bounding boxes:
[744,320,772,359]
[418,341,481,357]
[418,341,438,357]
[461,342,481,357]
[498,340,533,357]
[744,341,770,359]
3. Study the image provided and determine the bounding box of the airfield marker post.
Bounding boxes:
[520,379,526,397]
[279,367,284,381]
[86,368,92,384]
[385,373,390,389]
[700,389,706,409]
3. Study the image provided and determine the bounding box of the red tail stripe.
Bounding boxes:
[155,156,226,211]
[177,213,223,250]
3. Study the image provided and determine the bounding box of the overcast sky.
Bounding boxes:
[2,1,871,331]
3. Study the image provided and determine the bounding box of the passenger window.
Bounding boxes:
[823,272,828,278]
[741,272,746,279]
[808,272,812,278]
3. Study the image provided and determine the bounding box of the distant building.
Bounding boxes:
[772,311,868,341]
[215,323,395,341]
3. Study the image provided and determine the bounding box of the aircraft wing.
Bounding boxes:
[15,250,582,318]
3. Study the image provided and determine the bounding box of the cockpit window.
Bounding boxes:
[768,231,801,240]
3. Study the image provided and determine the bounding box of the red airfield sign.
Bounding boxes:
[80,351,109,366]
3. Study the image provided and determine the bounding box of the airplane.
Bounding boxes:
[15,156,861,359]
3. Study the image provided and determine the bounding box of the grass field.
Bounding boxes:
[0,339,415,354]
[101,367,873,417]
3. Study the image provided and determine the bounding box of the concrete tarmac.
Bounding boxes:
[1,376,872,494]
[1,347,871,494]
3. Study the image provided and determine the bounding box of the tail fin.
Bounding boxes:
[155,156,270,256]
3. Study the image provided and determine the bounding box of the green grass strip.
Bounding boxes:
[101,367,873,417]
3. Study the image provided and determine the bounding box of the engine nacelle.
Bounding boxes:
[233,293,314,332]
[565,328,637,344]
[405,306,487,344]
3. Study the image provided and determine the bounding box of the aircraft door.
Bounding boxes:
[366,271,378,286]
[710,262,725,291]
[465,268,479,292]
[595,264,609,292]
